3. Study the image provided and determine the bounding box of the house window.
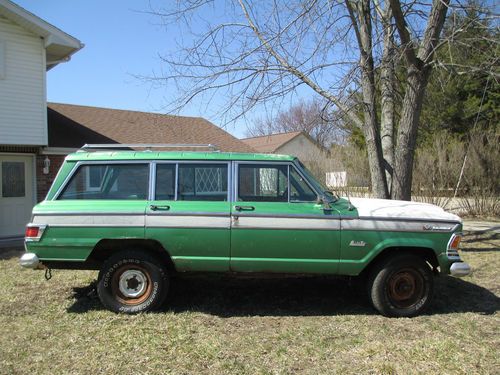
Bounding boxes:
[85,165,107,191]
[1,162,25,198]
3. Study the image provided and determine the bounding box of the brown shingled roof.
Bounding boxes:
[47,103,255,152]
[241,131,303,153]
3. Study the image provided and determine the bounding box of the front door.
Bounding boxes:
[146,162,231,272]
[230,162,341,274]
[0,154,34,238]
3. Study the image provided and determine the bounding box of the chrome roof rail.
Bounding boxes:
[79,143,220,152]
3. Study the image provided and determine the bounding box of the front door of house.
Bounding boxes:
[0,154,34,238]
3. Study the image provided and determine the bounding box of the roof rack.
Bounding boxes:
[79,143,219,152]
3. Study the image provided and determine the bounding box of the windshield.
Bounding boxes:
[295,160,338,202]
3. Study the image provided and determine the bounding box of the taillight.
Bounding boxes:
[25,226,39,238]
[25,224,47,242]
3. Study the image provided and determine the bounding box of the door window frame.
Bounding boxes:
[151,161,231,202]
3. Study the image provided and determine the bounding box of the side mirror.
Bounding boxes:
[318,195,333,211]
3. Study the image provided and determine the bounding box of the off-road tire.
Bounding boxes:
[368,254,434,317]
[97,250,169,314]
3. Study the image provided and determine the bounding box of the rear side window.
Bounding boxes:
[59,164,149,200]
[177,163,228,201]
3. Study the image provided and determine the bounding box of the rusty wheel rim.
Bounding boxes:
[111,265,153,306]
[387,268,424,309]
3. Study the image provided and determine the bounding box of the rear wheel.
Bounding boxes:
[368,254,434,317]
[97,250,169,313]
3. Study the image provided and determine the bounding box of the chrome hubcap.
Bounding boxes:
[118,270,148,298]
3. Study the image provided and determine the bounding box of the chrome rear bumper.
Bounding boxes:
[450,262,471,277]
[19,253,43,269]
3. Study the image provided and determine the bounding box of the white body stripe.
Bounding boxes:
[32,214,144,227]
[31,214,457,232]
[233,216,341,230]
[341,219,457,232]
[146,215,230,229]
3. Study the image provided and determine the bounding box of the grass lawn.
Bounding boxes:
[0,229,498,374]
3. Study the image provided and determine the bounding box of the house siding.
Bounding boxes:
[276,135,321,162]
[0,15,46,146]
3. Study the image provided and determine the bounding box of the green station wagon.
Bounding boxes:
[20,144,470,317]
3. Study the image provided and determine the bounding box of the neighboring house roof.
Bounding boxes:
[0,0,83,70]
[242,131,309,153]
[47,103,255,153]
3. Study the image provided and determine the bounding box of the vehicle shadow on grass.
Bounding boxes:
[67,274,499,317]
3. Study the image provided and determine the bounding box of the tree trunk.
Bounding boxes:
[391,67,431,200]
[389,0,450,201]
[349,0,389,199]
[380,7,395,195]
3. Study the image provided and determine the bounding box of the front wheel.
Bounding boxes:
[97,250,169,313]
[368,254,434,317]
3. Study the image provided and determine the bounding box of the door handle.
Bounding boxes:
[150,204,170,211]
[234,205,255,211]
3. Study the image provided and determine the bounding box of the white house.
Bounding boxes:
[0,0,82,238]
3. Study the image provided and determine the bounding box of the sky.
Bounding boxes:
[13,0,251,137]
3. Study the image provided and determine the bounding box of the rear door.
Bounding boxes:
[0,154,34,238]
[230,162,341,274]
[146,161,231,272]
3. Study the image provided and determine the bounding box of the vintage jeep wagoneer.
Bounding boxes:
[20,144,470,317]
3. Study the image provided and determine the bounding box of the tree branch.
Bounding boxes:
[389,0,418,66]
[238,0,363,128]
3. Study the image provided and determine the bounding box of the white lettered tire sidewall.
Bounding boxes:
[97,251,169,314]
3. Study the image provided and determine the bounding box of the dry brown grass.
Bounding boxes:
[0,228,498,374]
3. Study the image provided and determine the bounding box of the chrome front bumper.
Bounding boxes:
[450,262,471,277]
[19,253,43,269]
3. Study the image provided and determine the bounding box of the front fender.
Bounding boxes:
[339,230,443,275]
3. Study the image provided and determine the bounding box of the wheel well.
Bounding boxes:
[360,246,439,279]
[86,239,176,274]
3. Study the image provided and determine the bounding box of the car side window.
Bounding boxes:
[177,163,228,201]
[290,167,317,202]
[155,164,175,200]
[59,164,149,200]
[238,164,288,202]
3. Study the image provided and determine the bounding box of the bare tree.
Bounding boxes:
[246,99,344,147]
[149,0,453,200]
